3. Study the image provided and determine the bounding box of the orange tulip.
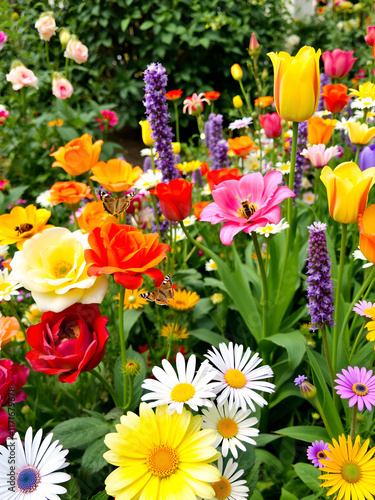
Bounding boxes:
[0,316,20,349]
[227,136,255,156]
[77,200,117,234]
[254,96,273,108]
[307,117,337,145]
[50,181,93,206]
[91,159,143,193]
[50,133,103,176]
[358,205,375,264]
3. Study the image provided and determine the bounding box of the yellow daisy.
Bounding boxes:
[168,289,200,310]
[24,304,42,325]
[116,288,148,310]
[350,81,375,100]
[175,160,202,172]
[319,434,375,500]
[103,403,221,500]
[160,323,189,339]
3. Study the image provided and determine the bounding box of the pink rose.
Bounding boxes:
[321,49,357,79]
[0,105,9,124]
[64,38,89,64]
[6,65,38,90]
[365,26,375,46]
[52,77,73,99]
[35,13,57,42]
[0,31,7,51]
[95,109,118,131]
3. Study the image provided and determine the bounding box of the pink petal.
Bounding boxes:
[220,223,245,245]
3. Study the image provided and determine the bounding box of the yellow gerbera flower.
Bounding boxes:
[319,434,375,500]
[350,81,375,100]
[104,403,221,500]
[175,160,202,172]
[160,323,189,339]
[116,288,148,310]
[168,289,200,310]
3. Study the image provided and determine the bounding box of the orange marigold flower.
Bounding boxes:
[168,289,200,310]
[50,181,93,206]
[205,91,220,101]
[0,316,19,349]
[165,89,183,100]
[227,136,255,156]
[0,204,53,250]
[91,159,143,193]
[193,201,211,220]
[254,96,274,107]
[50,133,103,176]
[77,200,117,234]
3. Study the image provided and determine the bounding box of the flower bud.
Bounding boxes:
[196,235,204,242]
[124,360,141,377]
[59,27,71,49]
[211,293,224,305]
[249,33,261,58]
[294,375,317,399]
[172,142,181,154]
[12,12,20,21]
[231,64,243,81]
[261,68,268,81]
[233,95,243,108]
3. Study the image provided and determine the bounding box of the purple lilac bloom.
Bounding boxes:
[293,121,308,198]
[307,440,330,468]
[334,366,375,411]
[306,222,335,331]
[359,144,375,171]
[294,375,307,386]
[143,156,152,171]
[353,300,375,318]
[143,63,178,181]
[317,73,331,111]
[205,114,230,170]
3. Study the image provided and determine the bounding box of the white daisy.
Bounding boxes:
[314,110,332,118]
[302,191,315,205]
[335,115,362,131]
[275,162,291,175]
[351,97,375,109]
[0,245,9,257]
[255,218,289,238]
[205,259,218,271]
[201,184,212,196]
[199,457,249,500]
[133,169,163,194]
[35,190,52,208]
[0,269,22,301]
[141,352,219,414]
[242,154,260,173]
[205,342,275,412]
[0,427,70,499]
[202,401,259,458]
[353,247,374,268]
[182,215,197,227]
[301,177,312,189]
[140,147,152,157]
[170,227,186,242]
[228,117,253,131]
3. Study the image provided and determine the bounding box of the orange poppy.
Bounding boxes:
[227,136,255,156]
[50,181,93,206]
[91,159,143,193]
[50,133,103,176]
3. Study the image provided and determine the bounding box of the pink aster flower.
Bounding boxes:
[353,300,375,318]
[334,366,375,411]
[183,92,210,115]
[200,171,295,245]
[300,144,340,168]
[95,109,118,131]
[307,440,330,468]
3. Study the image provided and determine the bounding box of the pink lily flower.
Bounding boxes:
[183,92,210,115]
[301,144,340,168]
[200,171,295,245]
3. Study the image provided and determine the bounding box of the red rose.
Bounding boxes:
[150,179,192,221]
[0,359,29,407]
[25,303,109,384]
[0,409,12,443]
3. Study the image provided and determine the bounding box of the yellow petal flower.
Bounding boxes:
[139,120,154,146]
[91,159,142,192]
[347,121,375,145]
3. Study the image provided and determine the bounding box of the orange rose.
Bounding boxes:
[77,200,117,233]
[227,136,255,156]
[0,316,19,349]
[85,223,170,289]
[193,201,211,220]
[358,205,375,265]
[254,96,274,107]
[307,117,337,145]
[91,159,143,193]
[50,181,93,206]
[50,133,103,176]
[206,168,243,192]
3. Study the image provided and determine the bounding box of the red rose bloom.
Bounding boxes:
[206,167,243,192]
[150,179,193,221]
[25,303,109,384]
[321,83,350,113]
[85,223,170,289]
[205,91,220,101]
[0,359,29,407]
[165,89,183,100]
[0,409,12,443]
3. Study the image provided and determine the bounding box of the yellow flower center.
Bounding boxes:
[53,260,72,278]
[225,369,247,388]
[342,462,361,483]
[127,295,137,304]
[212,476,231,499]
[170,383,195,402]
[352,383,369,396]
[217,417,238,438]
[147,444,178,477]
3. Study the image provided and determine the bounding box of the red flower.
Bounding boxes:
[0,359,29,407]
[193,201,211,220]
[165,89,183,101]
[259,113,282,138]
[25,303,109,384]
[205,91,220,101]
[365,26,375,46]
[321,84,350,113]
[85,223,170,289]
[0,409,12,443]
[200,162,210,176]
[150,179,193,221]
[206,167,243,192]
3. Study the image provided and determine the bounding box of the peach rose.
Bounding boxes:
[0,316,19,349]
[50,181,93,206]
[50,133,103,176]
[64,38,89,64]
[6,65,38,91]
[91,159,143,192]
[77,200,118,234]
[52,77,73,100]
[35,13,57,42]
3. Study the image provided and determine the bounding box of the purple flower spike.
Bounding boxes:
[204,113,230,170]
[334,366,375,412]
[306,222,335,331]
[143,63,178,181]
[307,440,330,467]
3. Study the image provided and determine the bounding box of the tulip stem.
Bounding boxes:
[355,146,360,165]
[118,286,128,408]
[150,146,155,174]
[173,101,180,143]
[92,369,121,408]
[252,232,268,339]
[151,194,161,239]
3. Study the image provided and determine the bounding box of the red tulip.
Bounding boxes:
[259,113,282,138]
[321,83,350,113]
[365,26,375,46]
[150,179,192,221]
[165,89,183,100]
[206,167,243,192]
[322,49,357,79]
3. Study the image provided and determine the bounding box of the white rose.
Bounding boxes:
[35,14,58,42]
[64,38,89,64]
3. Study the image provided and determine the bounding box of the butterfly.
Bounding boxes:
[140,274,174,306]
[99,190,139,218]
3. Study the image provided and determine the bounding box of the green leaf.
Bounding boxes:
[274,426,330,443]
[88,492,108,500]
[269,383,304,409]
[255,449,283,474]
[122,309,143,341]
[246,461,260,499]
[280,488,298,500]
[189,329,229,347]
[255,434,282,447]
[260,332,306,370]
[52,417,111,448]
[57,126,79,143]
[63,476,81,499]
[82,437,108,474]
[140,20,154,30]
[121,18,131,31]
[294,463,321,493]
[114,347,146,411]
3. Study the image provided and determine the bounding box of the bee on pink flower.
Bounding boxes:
[95,109,118,131]
[183,92,210,116]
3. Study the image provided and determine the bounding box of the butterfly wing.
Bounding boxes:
[140,291,158,302]
[160,274,174,300]
[99,190,139,218]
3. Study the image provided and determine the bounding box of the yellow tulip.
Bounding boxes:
[346,122,375,145]
[233,95,243,108]
[139,120,154,146]
[172,142,181,154]
[320,161,375,223]
[230,64,243,81]
[267,46,321,122]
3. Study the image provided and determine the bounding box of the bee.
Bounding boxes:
[14,223,33,236]
[236,195,256,219]
[99,190,139,218]
[140,274,174,306]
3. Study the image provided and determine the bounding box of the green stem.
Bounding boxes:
[349,322,366,363]
[174,100,180,143]
[9,298,26,337]
[124,376,134,411]
[321,325,335,388]
[151,194,161,238]
[332,224,347,374]
[238,79,252,115]
[91,369,121,407]
[64,57,69,78]
[21,88,27,120]
[84,172,97,197]
[251,232,268,339]
[72,210,79,230]
[45,41,51,71]
[350,405,358,440]
[118,286,128,408]
[355,146,360,164]
[314,398,335,439]
[150,147,155,174]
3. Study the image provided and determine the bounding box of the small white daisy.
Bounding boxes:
[301,177,312,189]
[228,117,253,131]
[242,154,260,173]
[0,427,70,499]
[205,342,275,412]
[353,247,374,268]
[182,215,197,227]
[201,184,212,196]
[172,227,186,242]
[133,169,163,194]
[351,97,375,109]
[202,401,259,458]
[335,115,361,131]
[0,245,9,258]
[140,148,152,157]
[0,269,22,301]
[199,457,249,500]
[255,218,289,238]
[206,259,218,271]
[314,110,332,118]
[275,162,291,175]
[302,191,315,205]
[141,352,219,414]
[35,190,52,208]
